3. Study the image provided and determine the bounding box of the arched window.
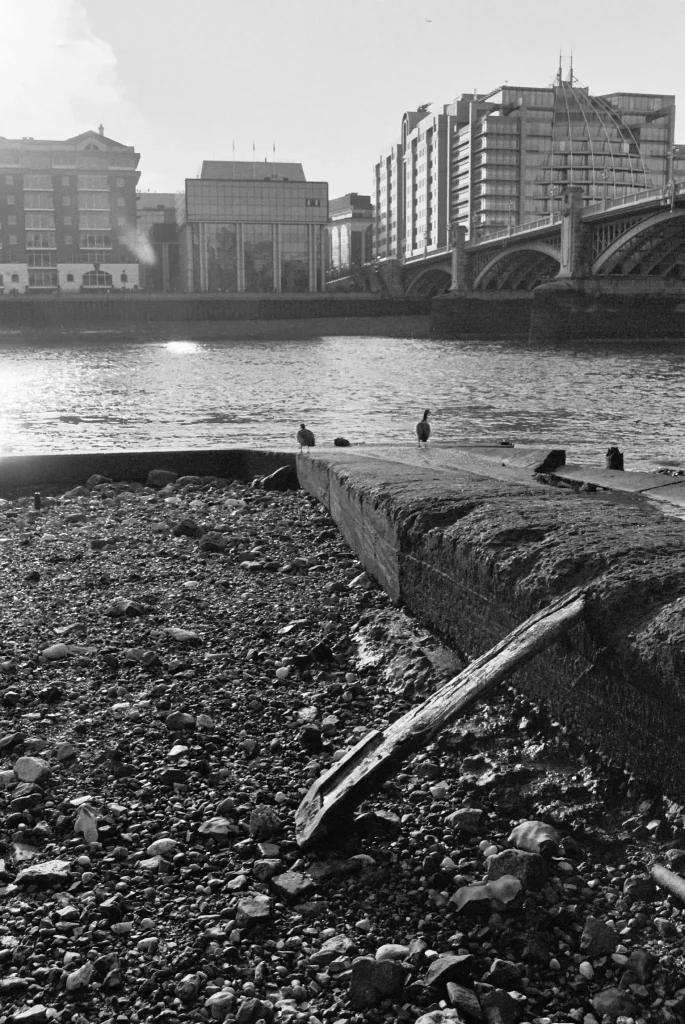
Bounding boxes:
[120,272,128,283]
[82,270,112,289]
[11,273,19,283]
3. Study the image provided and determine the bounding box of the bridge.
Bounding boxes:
[400,181,685,295]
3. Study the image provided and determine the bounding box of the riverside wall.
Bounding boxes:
[0,294,431,342]
[297,450,685,796]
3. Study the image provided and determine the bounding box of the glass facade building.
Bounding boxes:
[177,162,328,293]
[326,193,374,276]
[374,71,684,258]
[136,192,181,292]
[0,129,140,293]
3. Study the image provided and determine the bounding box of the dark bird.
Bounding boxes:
[416,409,431,448]
[297,423,315,451]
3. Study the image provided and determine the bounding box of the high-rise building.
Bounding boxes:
[136,192,181,292]
[374,69,682,261]
[326,193,374,275]
[0,128,140,294]
[176,161,328,293]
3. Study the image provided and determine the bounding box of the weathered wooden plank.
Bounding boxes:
[296,587,586,848]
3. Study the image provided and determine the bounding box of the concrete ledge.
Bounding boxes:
[0,448,294,496]
[297,449,685,796]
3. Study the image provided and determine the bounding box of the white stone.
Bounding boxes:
[13,756,51,784]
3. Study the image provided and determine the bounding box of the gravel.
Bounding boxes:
[0,472,683,1024]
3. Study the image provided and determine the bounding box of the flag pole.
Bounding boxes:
[232,140,235,179]
[252,142,256,180]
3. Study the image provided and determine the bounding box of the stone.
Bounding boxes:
[271,870,315,900]
[166,710,196,731]
[15,858,70,886]
[147,468,178,488]
[86,474,112,488]
[165,626,200,642]
[41,642,70,660]
[236,893,272,927]
[445,807,483,833]
[623,875,656,901]
[592,987,637,1018]
[205,990,236,1020]
[198,817,240,843]
[235,997,268,1024]
[626,947,655,983]
[252,857,282,882]
[415,1013,463,1024]
[249,804,281,840]
[376,942,410,961]
[486,848,546,891]
[176,972,204,1004]
[349,956,404,1008]
[580,916,618,956]
[10,1008,47,1024]
[199,531,228,553]
[424,953,475,988]
[484,959,522,989]
[447,982,483,1019]
[147,837,179,857]
[54,741,77,761]
[479,988,523,1024]
[261,465,299,492]
[173,518,205,538]
[65,960,94,992]
[309,933,358,966]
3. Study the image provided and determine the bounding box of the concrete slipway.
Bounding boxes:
[296,444,685,797]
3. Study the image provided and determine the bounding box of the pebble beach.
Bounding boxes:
[0,470,684,1024]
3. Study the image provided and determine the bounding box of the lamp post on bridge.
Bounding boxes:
[548,184,560,222]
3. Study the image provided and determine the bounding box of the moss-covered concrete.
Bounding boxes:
[297,449,685,795]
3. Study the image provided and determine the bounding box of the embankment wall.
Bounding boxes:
[430,292,534,341]
[297,451,685,796]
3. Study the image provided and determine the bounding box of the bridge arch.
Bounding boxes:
[473,243,561,291]
[404,265,452,296]
[593,210,685,276]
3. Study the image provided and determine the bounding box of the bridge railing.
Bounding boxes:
[469,213,562,247]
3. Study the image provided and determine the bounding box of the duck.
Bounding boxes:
[297,423,315,452]
[416,409,431,448]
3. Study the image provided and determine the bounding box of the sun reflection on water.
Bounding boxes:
[164,341,200,354]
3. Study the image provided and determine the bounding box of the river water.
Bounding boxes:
[0,335,683,472]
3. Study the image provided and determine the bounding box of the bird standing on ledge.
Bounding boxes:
[297,423,315,452]
[416,409,431,449]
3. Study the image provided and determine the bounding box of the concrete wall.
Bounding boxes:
[0,448,294,497]
[0,293,430,332]
[297,451,685,797]
[431,291,535,340]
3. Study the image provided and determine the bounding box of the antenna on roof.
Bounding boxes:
[232,140,235,179]
[98,124,104,136]
[569,50,574,83]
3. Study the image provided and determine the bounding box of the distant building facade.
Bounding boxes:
[176,161,328,293]
[326,193,374,274]
[136,192,180,292]
[374,69,684,263]
[0,128,140,294]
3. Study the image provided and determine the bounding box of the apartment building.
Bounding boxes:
[0,128,140,293]
[326,193,374,274]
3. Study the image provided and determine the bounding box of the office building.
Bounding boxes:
[136,192,180,292]
[374,68,682,258]
[326,193,374,274]
[0,128,140,293]
[176,161,328,292]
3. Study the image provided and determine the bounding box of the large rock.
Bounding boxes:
[580,915,618,956]
[147,469,178,488]
[16,859,71,886]
[349,956,404,1008]
[309,933,358,967]
[261,465,299,492]
[486,849,546,891]
[424,953,474,988]
[236,894,272,927]
[592,987,637,1018]
[270,870,315,901]
[479,988,524,1024]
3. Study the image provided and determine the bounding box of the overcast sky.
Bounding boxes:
[2,0,684,198]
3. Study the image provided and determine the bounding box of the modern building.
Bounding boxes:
[0,127,140,294]
[176,160,328,293]
[373,67,684,263]
[136,192,180,292]
[326,193,374,275]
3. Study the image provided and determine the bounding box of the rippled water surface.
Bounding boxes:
[0,335,684,471]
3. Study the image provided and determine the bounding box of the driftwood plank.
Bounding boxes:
[296,587,586,848]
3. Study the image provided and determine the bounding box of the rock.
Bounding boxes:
[147,837,179,857]
[65,960,94,992]
[166,711,196,731]
[309,933,358,966]
[235,997,269,1024]
[16,859,71,885]
[445,807,483,833]
[580,916,618,956]
[236,893,272,927]
[106,597,145,617]
[86,474,112,488]
[0,976,29,995]
[10,1008,47,1024]
[198,817,240,843]
[261,465,299,492]
[415,1012,464,1024]
[173,518,205,538]
[271,870,315,900]
[54,741,77,761]
[147,469,178,488]
[626,947,655,983]
[376,942,410,961]
[484,959,522,989]
[13,756,51,783]
[249,804,281,840]
[333,437,351,447]
[205,990,236,1020]
[199,531,228,553]
[486,848,546,891]
[592,987,637,1018]
[176,972,204,1004]
[41,642,70,660]
[479,988,523,1024]
[623,874,656,901]
[165,626,200,642]
[74,804,98,843]
[447,982,483,1019]
[253,858,282,882]
[424,953,475,988]
[349,956,404,1008]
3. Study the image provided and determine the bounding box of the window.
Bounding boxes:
[4,176,12,186]
[62,196,71,206]
[306,198,321,207]
[24,175,53,190]
[78,192,110,211]
[11,273,18,282]
[9,235,17,245]
[79,212,110,230]
[82,270,112,288]
[77,175,108,190]
[66,274,74,282]
[116,177,124,187]
[28,252,56,267]
[80,232,111,249]
[61,176,70,187]
[25,213,55,230]
[24,193,54,210]
[117,216,126,226]
[64,235,72,245]
[26,232,55,248]
[7,195,14,205]
[121,272,128,283]
[64,217,72,226]
[29,269,58,288]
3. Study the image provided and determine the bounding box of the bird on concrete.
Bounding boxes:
[297,423,316,452]
[416,409,431,448]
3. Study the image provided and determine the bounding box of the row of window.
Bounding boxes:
[7,174,128,189]
[2,232,114,249]
[4,194,124,210]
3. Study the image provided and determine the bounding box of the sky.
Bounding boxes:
[1,0,684,198]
